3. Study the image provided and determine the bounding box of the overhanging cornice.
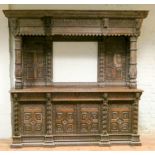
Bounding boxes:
[3,10,149,37]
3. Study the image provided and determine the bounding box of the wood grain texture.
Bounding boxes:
[3,10,148,147]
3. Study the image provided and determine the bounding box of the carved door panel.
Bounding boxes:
[53,102,100,135]
[21,103,45,135]
[23,44,46,86]
[79,103,100,134]
[54,103,76,134]
[109,102,131,133]
[104,37,127,83]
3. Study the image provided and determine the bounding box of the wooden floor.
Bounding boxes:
[0,135,155,151]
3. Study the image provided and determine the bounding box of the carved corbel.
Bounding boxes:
[101,18,109,35]
[135,18,143,36]
[43,17,52,36]
[9,18,19,36]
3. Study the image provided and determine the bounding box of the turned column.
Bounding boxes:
[98,39,105,86]
[45,93,55,146]
[129,36,137,88]
[15,36,23,89]
[100,93,110,146]
[12,93,22,147]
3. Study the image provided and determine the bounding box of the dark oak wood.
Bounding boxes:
[3,10,148,147]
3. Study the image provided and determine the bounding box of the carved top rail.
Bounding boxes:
[3,10,148,36]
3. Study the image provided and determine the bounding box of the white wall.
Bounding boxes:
[0,4,155,138]
[0,4,11,139]
[53,42,97,82]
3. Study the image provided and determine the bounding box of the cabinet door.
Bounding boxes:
[21,103,45,135]
[79,103,100,134]
[23,49,46,84]
[53,102,100,135]
[53,103,76,134]
[109,102,131,133]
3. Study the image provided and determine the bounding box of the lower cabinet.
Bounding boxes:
[11,90,142,147]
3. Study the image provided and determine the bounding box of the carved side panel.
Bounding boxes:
[54,103,76,134]
[21,103,45,135]
[104,37,127,84]
[79,103,100,134]
[109,102,131,133]
[23,37,46,86]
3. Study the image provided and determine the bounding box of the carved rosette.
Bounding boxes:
[98,40,105,85]
[13,94,20,136]
[132,93,140,134]
[129,36,137,88]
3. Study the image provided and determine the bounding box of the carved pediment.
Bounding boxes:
[3,10,148,36]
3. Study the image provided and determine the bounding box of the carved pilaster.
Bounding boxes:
[131,92,141,145]
[15,36,23,89]
[43,17,52,36]
[129,36,137,88]
[98,40,105,86]
[100,93,110,146]
[45,93,54,146]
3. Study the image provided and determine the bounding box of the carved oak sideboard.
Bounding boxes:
[3,10,148,147]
